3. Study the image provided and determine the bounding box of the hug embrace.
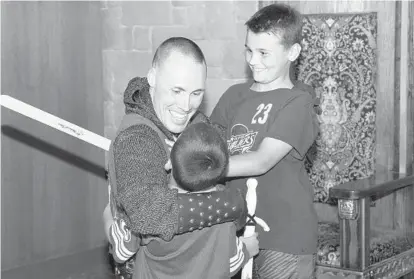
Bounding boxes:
[103,3,320,279]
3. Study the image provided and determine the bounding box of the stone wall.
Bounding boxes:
[101,0,258,144]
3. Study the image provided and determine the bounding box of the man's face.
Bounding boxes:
[245,29,298,85]
[149,51,206,134]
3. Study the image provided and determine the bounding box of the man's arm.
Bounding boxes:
[108,218,140,263]
[103,200,139,263]
[113,125,247,241]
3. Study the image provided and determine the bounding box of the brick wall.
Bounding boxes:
[101,0,258,145]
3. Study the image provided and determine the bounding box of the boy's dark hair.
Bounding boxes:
[170,122,229,192]
[246,4,303,49]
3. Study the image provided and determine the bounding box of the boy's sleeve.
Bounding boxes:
[229,237,250,276]
[266,93,319,159]
[210,94,229,128]
[210,84,244,128]
[108,218,140,263]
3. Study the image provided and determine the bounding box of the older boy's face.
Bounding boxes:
[245,30,298,86]
[150,51,206,134]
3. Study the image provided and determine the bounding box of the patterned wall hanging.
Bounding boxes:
[295,13,378,204]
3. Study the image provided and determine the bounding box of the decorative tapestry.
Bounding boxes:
[295,13,378,203]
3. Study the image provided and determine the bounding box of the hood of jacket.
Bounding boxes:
[123,77,176,140]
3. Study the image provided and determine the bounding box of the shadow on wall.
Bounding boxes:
[1,125,107,180]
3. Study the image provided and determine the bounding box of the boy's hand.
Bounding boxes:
[164,136,177,171]
[239,233,259,258]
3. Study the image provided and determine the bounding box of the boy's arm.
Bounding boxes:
[227,94,318,178]
[210,83,247,128]
[227,138,292,177]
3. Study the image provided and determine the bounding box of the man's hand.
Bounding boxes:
[239,233,259,258]
[164,136,177,171]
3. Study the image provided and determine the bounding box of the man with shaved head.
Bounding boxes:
[103,37,249,278]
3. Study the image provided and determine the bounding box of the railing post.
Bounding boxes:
[338,198,371,270]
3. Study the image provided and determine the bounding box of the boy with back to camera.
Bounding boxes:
[210,4,320,279]
[106,122,259,279]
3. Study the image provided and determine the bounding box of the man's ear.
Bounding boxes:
[288,43,301,62]
[147,67,156,87]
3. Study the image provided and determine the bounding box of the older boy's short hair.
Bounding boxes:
[246,4,303,49]
[170,122,229,192]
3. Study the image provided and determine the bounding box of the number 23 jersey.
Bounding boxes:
[211,82,319,255]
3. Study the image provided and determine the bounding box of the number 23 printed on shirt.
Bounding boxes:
[251,103,273,124]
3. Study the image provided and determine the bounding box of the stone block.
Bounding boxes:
[151,26,205,52]
[222,41,250,79]
[103,26,133,50]
[107,1,122,8]
[122,1,172,26]
[113,101,125,128]
[102,6,122,28]
[104,100,116,128]
[104,81,124,105]
[102,62,114,102]
[103,86,113,105]
[171,1,197,7]
[104,100,125,136]
[103,50,152,98]
[204,2,237,40]
[206,67,224,79]
[237,22,247,40]
[104,126,117,144]
[133,27,151,51]
[194,40,224,67]
[235,1,257,22]
[186,3,207,39]
[172,7,188,26]
[152,26,187,52]
[102,7,133,50]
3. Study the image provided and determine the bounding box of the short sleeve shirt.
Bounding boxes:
[210,82,319,255]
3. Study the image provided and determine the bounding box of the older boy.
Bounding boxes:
[210,4,319,279]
